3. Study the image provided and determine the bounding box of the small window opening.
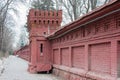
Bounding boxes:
[56,21,58,24]
[34,20,37,24]
[43,20,45,24]
[44,32,46,35]
[39,20,41,24]
[35,12,37,16]
[48,20,50,24]
[52,20,54,24]
[40,43,43,53]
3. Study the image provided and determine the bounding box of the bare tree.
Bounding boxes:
[0,0,27,54]
[0,0,14,50]
[56,0,110,24]
[2,26,14,52]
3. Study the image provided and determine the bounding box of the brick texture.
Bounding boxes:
[53,49,59,64]
[61,48,69,66]
[90,43,111,74]
[72,46,85,69]
[118,42,120,77]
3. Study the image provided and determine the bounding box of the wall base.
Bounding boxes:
[36,63,52,72]
[52,67,117,80]
[53,68,89,80]
[28,63,37,73]
[28,63,52,73]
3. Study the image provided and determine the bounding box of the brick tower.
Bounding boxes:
[27,9,62,73]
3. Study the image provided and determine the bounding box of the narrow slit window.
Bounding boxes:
[40,43,43,53]
[48,20,50,24]
[34,20,37,24]
[52,20,54,24]
[35,12,37,16]
[44,32,46,35]
[56,21,58,24]
[43,20,45,24]
[39,20,41,24]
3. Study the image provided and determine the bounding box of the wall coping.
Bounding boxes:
[47,0,120,39]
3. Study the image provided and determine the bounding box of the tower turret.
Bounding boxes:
[28,9,62,37]
[27,9,62,73]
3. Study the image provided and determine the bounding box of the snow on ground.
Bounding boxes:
[0,58,5,76]
[0,56,61,80]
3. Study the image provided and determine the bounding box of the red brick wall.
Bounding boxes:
[37,41,44,63]
[36,40,51,64]
[118,42,120,77]
[15,45,30,61]
[89,42,111,74]
[27,1,120,79]
[72,46,85,69]
[61,48,69,66]
[51,10,120,80]
[53,49,59,64]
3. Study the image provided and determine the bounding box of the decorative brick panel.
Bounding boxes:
[117,42,120,77]
[53,49,59,64]
[89,42,111,74]
[72,46,85,69]
[61,48,69,66]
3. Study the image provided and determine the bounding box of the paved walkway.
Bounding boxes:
[0,56,61,80]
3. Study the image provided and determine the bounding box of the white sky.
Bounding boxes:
[11,2,30,49]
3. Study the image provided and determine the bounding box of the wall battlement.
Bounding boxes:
[29,9,62,18]
[27,9,62,35]
[28,9,62,26]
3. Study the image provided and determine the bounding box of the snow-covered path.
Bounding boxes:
[0,56,61,80]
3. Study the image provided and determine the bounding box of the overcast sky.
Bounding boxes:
[11,1,30,49]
